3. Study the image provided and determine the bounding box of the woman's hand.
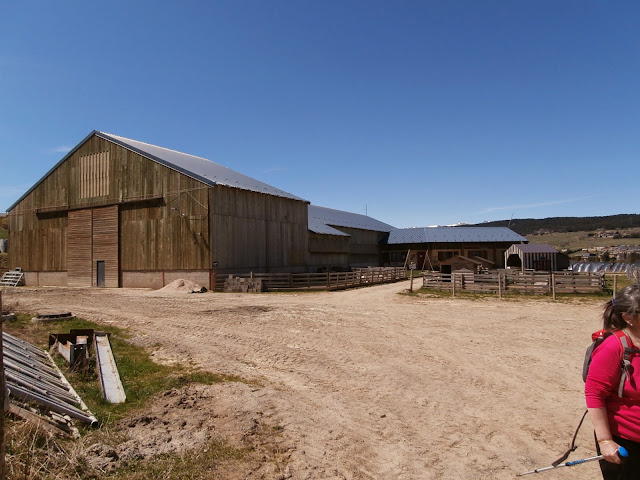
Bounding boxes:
[600,440,623,464]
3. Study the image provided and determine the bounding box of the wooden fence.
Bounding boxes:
[215,267,407,292]
[422,271,605,296]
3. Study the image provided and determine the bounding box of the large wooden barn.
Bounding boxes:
[381,226,528,271]
[7,131,310,288]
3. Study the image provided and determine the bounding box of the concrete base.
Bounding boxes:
[122,270,211,289]
[24,271,68,287]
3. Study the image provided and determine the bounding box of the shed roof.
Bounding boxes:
[385,226,527,244]
[308,206,395,235]
[308,216,350,236]
[8,131,306,211]
[510,243,558,254]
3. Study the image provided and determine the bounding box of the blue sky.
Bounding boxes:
[1,1,638,228]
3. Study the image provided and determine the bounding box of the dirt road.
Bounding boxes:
[4,281,607,479]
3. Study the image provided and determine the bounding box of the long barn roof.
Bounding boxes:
[308,205,395,235]
[8,131,306,210]
[385,226,527,244]
[98,132,306,201]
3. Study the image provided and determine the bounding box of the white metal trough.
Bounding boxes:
[94,332,126,404]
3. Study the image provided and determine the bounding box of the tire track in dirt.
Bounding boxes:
[5,282,605,479]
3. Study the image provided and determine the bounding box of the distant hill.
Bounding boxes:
[470,214,640,236]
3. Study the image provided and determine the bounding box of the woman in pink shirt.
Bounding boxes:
[586,284,640,479]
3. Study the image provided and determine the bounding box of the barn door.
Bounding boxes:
[67,206,119,287]
[92,206,119,287]
[68,209,93,287]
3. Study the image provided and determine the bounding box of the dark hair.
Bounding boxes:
[603,284,640,331]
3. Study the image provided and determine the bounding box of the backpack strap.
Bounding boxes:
[613,331,640,397]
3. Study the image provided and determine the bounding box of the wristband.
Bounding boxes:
[598,439,614,446]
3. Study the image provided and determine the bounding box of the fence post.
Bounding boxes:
[552,273,556,301]
[452,273,456,297]
[409,268,414,293]
[499,272,503,298]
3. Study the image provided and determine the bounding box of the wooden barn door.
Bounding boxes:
[92,206,119,287]
[68,209,93,287]
[67,206,119,287]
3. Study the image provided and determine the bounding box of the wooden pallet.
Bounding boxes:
[0,270,24,287]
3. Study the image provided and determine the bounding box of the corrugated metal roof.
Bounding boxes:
[511,243,558,253]
[308,217,350,236]
[97,132,306,202]
[308,205,395,234]
[385,226,527,244]
[8,131,306,211]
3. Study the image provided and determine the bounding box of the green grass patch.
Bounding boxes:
[409,287,618,303]
[603,274,635,293]
[4,313,245,425]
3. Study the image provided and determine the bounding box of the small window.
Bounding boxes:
[390,252,406,263]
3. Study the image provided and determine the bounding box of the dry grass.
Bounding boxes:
[5,418,88,480]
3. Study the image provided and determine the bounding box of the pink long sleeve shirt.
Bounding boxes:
[585,333,640,442]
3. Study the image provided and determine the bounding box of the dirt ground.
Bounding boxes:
[3,280,610,479]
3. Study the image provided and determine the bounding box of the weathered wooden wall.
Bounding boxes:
[209,186,308,273]
[332,227,384,267]
[308,232,350,270]
[8,133,211,281]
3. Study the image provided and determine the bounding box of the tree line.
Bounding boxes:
[471,214,640,236]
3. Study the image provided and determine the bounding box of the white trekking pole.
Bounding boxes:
[516,447,629,476]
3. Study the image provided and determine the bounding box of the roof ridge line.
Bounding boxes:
[98,131,212,163]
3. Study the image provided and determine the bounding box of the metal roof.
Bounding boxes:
[510,243,558,253]
[385,226,528,244]
[308,216,350,236]
[308,205,395,235]
[97,132,306,202]
[8,131,306,210]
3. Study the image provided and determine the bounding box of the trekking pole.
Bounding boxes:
[516,447,628,476]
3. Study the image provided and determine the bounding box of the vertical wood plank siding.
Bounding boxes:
[67,209,93,287]
[209,186,308,273]
[330,227,385,267]
[92,205,119,287]
[80,152,109,199]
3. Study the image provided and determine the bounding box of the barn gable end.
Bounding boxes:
[8,131,308,287]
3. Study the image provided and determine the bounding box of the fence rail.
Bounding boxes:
[422,271,605,296]
[215,267,407,292]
